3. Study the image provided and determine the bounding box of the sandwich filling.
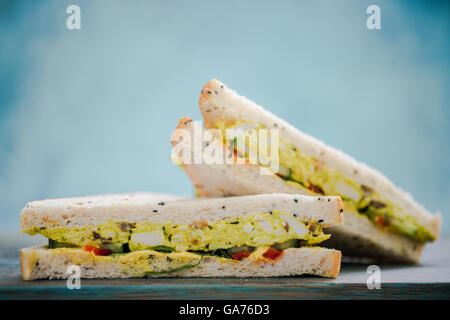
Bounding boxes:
[216,120,435,243]
[24,211,330,273]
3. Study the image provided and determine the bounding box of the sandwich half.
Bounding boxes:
[20,192,343,280]
[171,79,442,264]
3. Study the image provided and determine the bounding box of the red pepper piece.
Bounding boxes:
[263,248,282,260]
[83,245,112,256]
[231,250,251,260]
[376,215,387,228]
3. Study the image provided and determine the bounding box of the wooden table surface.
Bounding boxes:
[1,237,449,300]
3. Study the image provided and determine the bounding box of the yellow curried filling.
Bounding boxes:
[24,211,329,253]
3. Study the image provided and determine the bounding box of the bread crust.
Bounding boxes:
[20,250,32,281]
[20,245,342,280]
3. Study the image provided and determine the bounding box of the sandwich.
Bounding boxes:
[171,79,442,264]
[20,192,343,280]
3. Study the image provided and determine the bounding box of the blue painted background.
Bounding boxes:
[0,0,449,234]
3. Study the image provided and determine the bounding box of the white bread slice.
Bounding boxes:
[199,79,441,239]
[20,245,341,280]
[21,192,343,230]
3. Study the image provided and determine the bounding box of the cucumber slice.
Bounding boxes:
[271,239,299,251]
[149,245,175,253]
[101,242,124,253]
[48,239,76,249]
[228,246,254,255]
[389,219,418,238]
